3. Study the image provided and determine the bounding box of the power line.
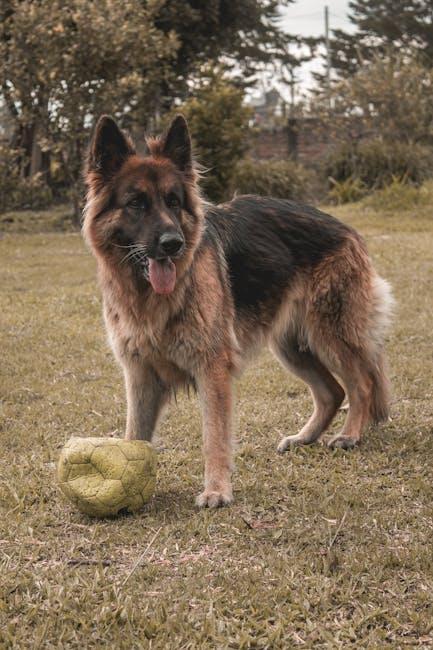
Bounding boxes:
[329,11,354,27]
[283,11,323,20]
[325,5,331,104]
[282,10,354,31]
[330,11,350,20]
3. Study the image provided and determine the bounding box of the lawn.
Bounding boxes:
[0,196,432,648]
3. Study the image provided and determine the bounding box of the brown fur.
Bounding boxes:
[83,115,393,507]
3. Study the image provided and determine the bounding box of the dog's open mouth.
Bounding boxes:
[141,257,176,295]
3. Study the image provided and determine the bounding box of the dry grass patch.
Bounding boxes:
[0,200,432,648]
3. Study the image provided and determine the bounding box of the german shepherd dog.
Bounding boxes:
[83,115,393,507]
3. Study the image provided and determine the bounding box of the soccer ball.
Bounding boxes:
[58,437,157,517]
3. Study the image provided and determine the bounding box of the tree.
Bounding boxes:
[0,0,309,217]
[309,53,433,196]
[0,0,178,218]
[314,54,433,146]
[178,73,252,202]
[151,0,302,105]
[328,0,433,78]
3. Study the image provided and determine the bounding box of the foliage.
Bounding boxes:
[314,55,433,147]
[0,146,21,211]
[327,176,367,205]
[231,158,313,201]
[0,0,308,218]
[324,139,433,194]
[328,0,433,77]
[152,0,302,100]
[178,74,252,202]
[313,54,433,205]
[364,176,433,212]
[0,0,179,218]
[0,146,53,211]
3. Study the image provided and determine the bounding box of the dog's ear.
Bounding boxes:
[162,115,192,172]
[87,115,135,178]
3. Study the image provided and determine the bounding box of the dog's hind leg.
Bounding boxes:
[321,349,380,450]
[271,335,345,451]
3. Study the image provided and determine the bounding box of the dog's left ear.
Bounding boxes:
[162,115,192,172]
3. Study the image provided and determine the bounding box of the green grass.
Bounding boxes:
[1,197,432,648]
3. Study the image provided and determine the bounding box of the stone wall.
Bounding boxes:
[250,118,332,166]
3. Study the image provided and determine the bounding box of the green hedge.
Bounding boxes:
[324,139,433,191]
[0,146,53,213]
[231,158,314,201]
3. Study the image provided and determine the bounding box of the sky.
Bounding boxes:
[277,0,356,98]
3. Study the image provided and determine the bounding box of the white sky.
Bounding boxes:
[277,0,356,98]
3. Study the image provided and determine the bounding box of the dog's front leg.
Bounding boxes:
[123,361,168,441]
[196,361,233,508]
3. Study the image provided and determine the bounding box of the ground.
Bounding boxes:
[0,196,432,648]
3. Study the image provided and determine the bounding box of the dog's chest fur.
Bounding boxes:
[106,299,204,374]
[100,255,228,383]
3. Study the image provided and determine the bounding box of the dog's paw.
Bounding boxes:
[328,435,359,450]
[277,434,309,452]
[195,488,233,508]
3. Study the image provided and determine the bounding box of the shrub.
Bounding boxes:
[314,54,433,147]
[13,176,53,211]
[0,146,53,213]
[328,176,367,205]
[230,158,314,201]
[178,73,252,202]
[0,147,20,211]
[324,140,433,194]
[364,176,432,212]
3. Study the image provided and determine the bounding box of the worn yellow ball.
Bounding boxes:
[58,437,157,517]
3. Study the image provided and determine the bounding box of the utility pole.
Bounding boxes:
[289,68,295,116]
[324,5,331,107]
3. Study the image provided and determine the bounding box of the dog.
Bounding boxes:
[83,114,393,507]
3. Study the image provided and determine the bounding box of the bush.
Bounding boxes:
[324,140,433,194]
[364,176,432,212]
[315,55,433,148]
[0,146,53,212]
[328,176,367,205]
[230,158,314,201]
[178,73,252,202]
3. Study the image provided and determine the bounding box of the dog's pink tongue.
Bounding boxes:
[148,258,176,295]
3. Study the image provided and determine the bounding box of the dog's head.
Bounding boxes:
[83,115,204,295]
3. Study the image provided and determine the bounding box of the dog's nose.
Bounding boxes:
[159,232,184,256]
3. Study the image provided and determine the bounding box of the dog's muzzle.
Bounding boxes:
[157,232,185,258]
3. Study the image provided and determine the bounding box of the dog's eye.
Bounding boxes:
[127,194,149,210]
[166,193,180,210]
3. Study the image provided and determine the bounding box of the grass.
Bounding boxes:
[1,195,433,648]
[0,204,76,235]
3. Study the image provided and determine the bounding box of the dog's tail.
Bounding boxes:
[368,353,391,423]
[367,275,394,424]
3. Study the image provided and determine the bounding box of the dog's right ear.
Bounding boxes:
[162,114,192,172]
[86,115,135,179]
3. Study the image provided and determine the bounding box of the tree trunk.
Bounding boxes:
[41,149,51,186]
[20,123,35,178]
[30,138,42,176]
[61,138,84,229]
[71,185,81,228]
[29,138,51,184]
